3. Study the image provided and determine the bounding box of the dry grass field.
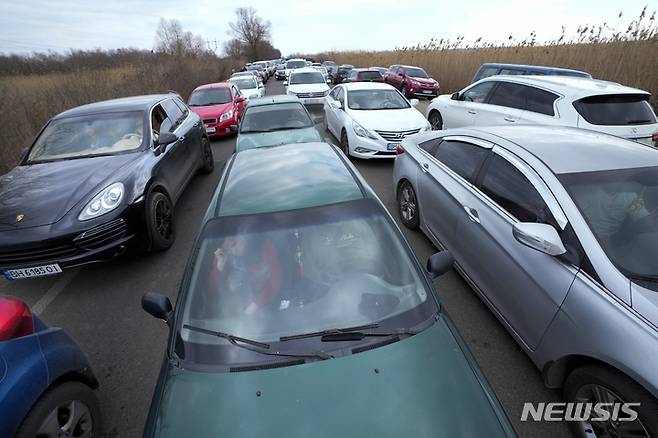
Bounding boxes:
[320,39,658,107]
[0,57,234,173]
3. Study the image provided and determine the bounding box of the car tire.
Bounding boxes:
[428,110,443,130]
[564,364,658,438]
[146,191,175,251]
[200,137,214,174]
[15,381,100,438]
[398,181,420,229]
[340,129,351,157]
[401,84,409,98]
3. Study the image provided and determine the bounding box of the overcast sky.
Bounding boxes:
[0,0,655,55]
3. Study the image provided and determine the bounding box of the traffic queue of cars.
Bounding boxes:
[1,56,658,438]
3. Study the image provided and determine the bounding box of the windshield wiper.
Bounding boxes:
[280,323,380,342]
[629,274,658,283]
[242,126,309,133]
[183,324,333,360]
[627,119,652,124]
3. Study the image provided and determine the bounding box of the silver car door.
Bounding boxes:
[416,136,491,259]
[454,147,577,350]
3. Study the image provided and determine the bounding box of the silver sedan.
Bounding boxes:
[393,125,658,438]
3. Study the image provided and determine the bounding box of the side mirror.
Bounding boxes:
[426,251,454,279]
[283,81,288,86]
[259,83,264,89]
[155,132,177,146]
[329,100,342,110]
[410,98,419,107]
[451,92,461,101]
[142,292,173,324]
[236,96,245,103]
[229,124,239,133]
[512,223,566,256]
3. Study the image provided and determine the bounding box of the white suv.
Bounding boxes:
[426,76,658,146]
[285,68,330,105]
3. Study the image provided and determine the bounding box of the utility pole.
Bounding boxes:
[205,38,219,53]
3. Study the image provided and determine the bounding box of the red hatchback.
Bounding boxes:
[188,82,246,137]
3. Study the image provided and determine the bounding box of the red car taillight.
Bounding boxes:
[396,144,406,155]
[0,296,34,341]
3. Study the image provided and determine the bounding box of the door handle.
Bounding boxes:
[421,162,429,173]
[504,116,516,123]
[467,110,477,115]
[178,136,185,142]
[463,206,480,224]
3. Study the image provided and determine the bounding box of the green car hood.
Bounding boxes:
[147,318,514,437]
[235,127,322,152]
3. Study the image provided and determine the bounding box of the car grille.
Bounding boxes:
[203,118,216,125]
[296,92,326,98]
[73,218,127,250]
[0,219,128,267]
[0,242,81,266]
[374,129,421,142]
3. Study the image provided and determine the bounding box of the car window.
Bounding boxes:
[232,86,241,97]
[525,87,558,116]
[418,138,442,155]
[499,68,525,75]
[172,97,189,117]
[480,154,555,224]
[161,99,183,132]
[329,86,340,100]
[188,88,233,106]
[487,82,527,110]
[573,94,657,126]
[27,111,145,162]
[336,87,345,106]
[404,67,428,78]
[240,103,314,133]
[433,140,489,182]
[462,81,496,103]
[290,71,325,84]
[347,89,409,110]
[478,67,500,80]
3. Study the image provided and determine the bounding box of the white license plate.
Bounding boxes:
[422,90,433,94]
[4,264,62,280]
[205,127,216,133]
[387,143,400,151]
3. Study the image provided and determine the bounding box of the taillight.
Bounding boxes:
[396,144,405,155]
[0,296,34,341]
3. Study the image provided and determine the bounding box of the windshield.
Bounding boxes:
[188,88,232,106]
[405,67,428,78]
[286,60,306,69]
[240,102,314,133]
[560,166,658,281]
[178,200,435,365]
[338,66,353,73]
[357,71,383,81]
[323,61,336,66]
[28,111,144,162]
[229,77,257,90]
[289,72,325,84]
[574,94,657,126]
[348,89,409,110]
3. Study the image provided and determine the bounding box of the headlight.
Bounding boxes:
[321,89,330,97]
[219,110,234,122]
[79,182,124,221]
[353,122,378,140]
[287,90,297,96]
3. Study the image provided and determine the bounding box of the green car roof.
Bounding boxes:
[244,95,303,107]
[216,142,364,217]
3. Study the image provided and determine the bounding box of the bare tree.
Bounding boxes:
[223,38,245,60]
[228,7,271,61]
[155,18,206,57]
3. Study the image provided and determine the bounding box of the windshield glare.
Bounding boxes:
[189,88,232,106]
[405,67,428,78]
[28,112,144,162]
[560,166,658,281]
[348,89,409,110]
[286,60,306,69]
[229,78,257,90]
[289,72,325,85]
[240,103,313,133]
[180,203,433,361]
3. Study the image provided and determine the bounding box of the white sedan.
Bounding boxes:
[324,82,431,159]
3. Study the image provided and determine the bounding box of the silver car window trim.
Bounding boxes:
[443,135,494,149]
[492,146,569,229]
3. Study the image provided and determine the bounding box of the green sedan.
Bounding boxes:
[235,95,323,152]
[141,142,517,438]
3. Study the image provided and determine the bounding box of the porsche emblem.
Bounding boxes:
[16,214,24,222]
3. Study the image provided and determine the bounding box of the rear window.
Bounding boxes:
[574,94,657,126]
[357,71,383,81]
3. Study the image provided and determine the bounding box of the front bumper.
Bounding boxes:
[204,117,237,137]
[410,88,439,98]
[0,204,144,274]
[349,134,398,159]
[275,71,286,80]
[298,96,327,105]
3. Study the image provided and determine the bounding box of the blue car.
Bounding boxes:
[0,295,100,438]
